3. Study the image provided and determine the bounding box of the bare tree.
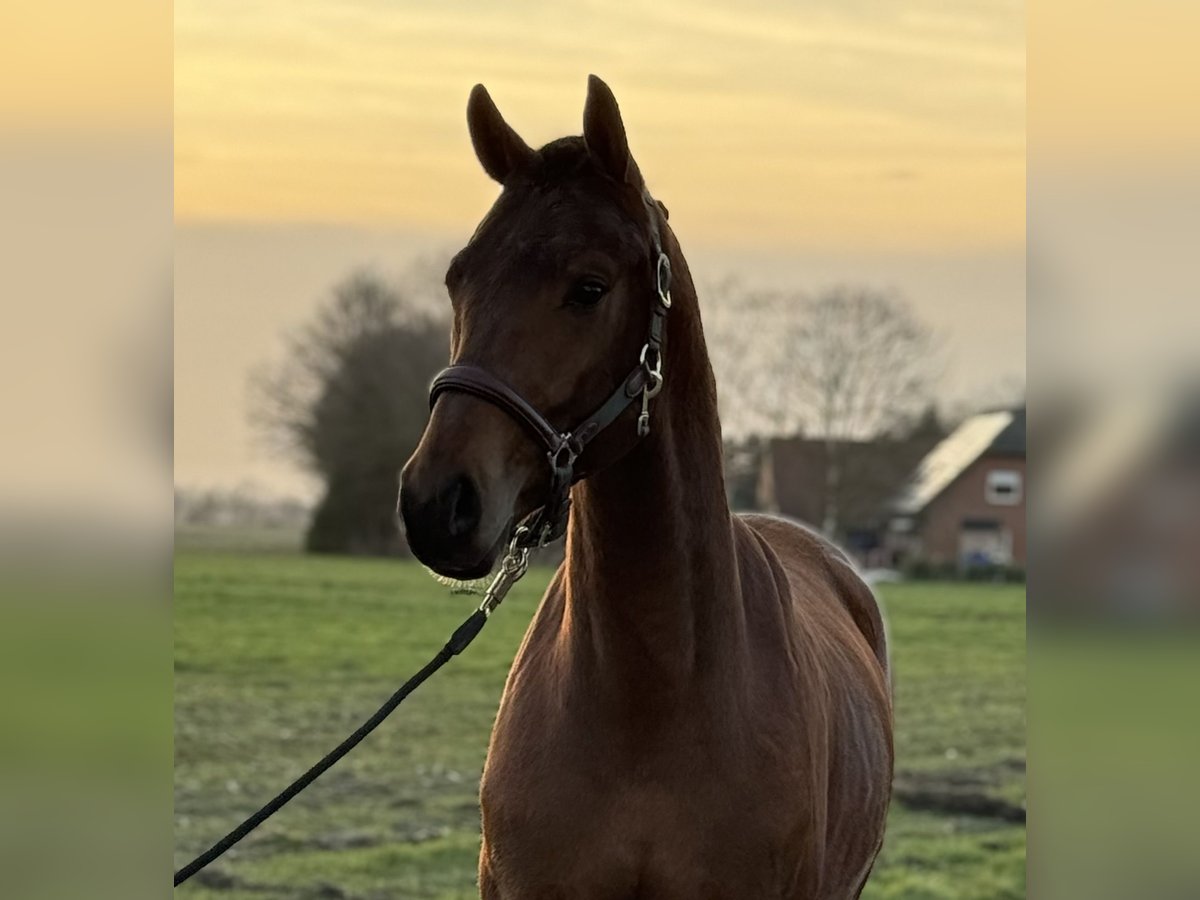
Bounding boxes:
[253,268,450,555]
[709,284,938,537]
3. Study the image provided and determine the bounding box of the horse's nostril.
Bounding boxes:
[445,475,482,538]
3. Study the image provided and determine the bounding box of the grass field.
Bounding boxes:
[174,549,1026,899]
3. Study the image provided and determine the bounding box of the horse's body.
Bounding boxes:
[401,76,892,899]
[482,516,891,899]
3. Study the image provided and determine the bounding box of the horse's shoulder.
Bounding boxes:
[736,513,889,678]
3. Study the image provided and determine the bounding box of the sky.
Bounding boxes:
[175,0,1025,498]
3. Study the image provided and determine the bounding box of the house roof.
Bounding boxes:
[989,407,1027,457]
[893,408,1024,515]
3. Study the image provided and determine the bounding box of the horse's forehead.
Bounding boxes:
[458,182,641,279]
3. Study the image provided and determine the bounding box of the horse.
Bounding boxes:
[399,75,893,899]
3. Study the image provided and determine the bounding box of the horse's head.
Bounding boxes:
[400,75,670,579]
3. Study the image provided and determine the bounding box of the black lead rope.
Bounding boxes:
[176,530,534,888]
[173,609,489,887]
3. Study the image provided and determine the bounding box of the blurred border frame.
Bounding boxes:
[1030,0,1200,895]
[0,1,172,897]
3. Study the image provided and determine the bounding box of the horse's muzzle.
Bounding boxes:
[398,471,505,579]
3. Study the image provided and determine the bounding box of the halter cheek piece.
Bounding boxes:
[428,191,672,552]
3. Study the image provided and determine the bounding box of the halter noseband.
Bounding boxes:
[428,191,672,550]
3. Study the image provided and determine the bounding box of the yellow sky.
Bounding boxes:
[175,0,1024,252]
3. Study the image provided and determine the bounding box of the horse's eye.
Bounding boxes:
[565,278,608,308]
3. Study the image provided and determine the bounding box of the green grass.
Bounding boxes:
[174,553,1025,899]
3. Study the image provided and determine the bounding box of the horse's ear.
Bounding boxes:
[467,84,533,185]
[583,74,637,185]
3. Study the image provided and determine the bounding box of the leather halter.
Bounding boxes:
[428,191,672,549]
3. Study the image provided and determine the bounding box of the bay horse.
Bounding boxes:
[400,75,892,899]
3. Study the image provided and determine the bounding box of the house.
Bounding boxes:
[889,407,1026,571]
[755,422,944,563]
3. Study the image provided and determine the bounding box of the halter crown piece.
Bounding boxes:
[428,189,671,565]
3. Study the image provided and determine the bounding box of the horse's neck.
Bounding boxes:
[562,254,744,701]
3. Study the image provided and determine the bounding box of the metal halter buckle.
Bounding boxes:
[548,436,579,470]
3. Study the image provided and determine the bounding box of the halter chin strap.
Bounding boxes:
[428,190,672,549]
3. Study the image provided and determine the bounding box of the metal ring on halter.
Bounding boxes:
[655,254,672,308]
[640,343,663,375]
[508,524,531,553]
[643,369,664,400]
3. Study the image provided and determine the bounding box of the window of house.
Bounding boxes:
[985,469,1022,506]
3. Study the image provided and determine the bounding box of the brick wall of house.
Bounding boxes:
[920,454,1027,566]
[757,436,940,533]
